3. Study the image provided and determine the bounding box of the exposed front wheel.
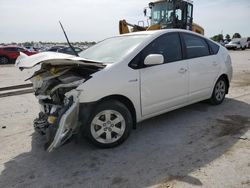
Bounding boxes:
[84,100,132,148]
[210,77,228,105]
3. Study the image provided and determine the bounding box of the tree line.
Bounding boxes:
[211,33,250,42]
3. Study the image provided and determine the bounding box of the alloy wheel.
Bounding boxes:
[90,110,126,144]
[215,80,226,101]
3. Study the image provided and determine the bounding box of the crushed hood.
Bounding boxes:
[15,52,105,69]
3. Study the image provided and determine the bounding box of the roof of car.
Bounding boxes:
[0,45,23,48]
[120,29,203,38]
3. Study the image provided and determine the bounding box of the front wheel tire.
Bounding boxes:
[210,77,228,105]
[84,100,132,148]
[0,56,9,64]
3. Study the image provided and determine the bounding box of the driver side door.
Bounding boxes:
[138,32,189,117]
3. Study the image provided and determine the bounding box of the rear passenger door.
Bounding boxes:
[181,33,220,102]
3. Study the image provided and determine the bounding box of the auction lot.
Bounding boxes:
[0,50,250,188]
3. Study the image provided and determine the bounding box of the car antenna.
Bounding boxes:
[59,21,79,57]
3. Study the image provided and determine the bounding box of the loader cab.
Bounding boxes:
[149,0,193,30]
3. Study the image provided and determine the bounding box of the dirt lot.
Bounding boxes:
[0,50,250,188]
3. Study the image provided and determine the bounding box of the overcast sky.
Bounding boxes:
[0,0,249,43]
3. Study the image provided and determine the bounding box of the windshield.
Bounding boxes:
[151,1,175,25]
[79,35,149,63]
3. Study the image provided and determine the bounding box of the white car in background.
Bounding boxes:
[225,38,248,50]
[16,29,232,151]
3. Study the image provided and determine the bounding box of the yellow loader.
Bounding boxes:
[119,0,204,35]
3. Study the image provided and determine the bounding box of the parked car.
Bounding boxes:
[58,46,83,55]
[24,46,37,52]
[225,38,248,50]
[16,29,232,151]
[0,46,37,64]
[47,45,66,52]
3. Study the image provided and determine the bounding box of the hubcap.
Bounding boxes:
[215,80,226,101]
[90,110,126,144]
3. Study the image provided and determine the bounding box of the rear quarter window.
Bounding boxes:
[207,40,220,54]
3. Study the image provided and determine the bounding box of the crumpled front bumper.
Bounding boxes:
[35,91,80,152]
[47,96,79,152]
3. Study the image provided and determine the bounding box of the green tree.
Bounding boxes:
[211,34,223,42]
[232,33,241,38]
[225,34,231,42]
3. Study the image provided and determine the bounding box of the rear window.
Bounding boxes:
[207,40,220,54]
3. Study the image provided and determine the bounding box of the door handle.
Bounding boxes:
[178,68,187,73]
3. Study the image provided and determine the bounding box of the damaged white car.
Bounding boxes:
[16,29,232,152]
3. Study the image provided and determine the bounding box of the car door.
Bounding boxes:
[181,33,220,102]
[5,47,19,59]
[139,32,189,117]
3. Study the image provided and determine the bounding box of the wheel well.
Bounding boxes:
[219,74,230,94]
[0,55,10,63]
[98,95,137,129]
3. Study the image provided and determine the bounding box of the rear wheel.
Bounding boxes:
[210,77,228,105]
[84,100,132,148]
[0,56,9,64]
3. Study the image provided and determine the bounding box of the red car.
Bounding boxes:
[0,46,37,64]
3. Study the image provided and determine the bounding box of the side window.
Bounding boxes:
[142,33,182,64]
[65,48,72,52]
[175,9,182,21]
[207,40,220,55]
[182,33,210,59]
[4,47,17,52]
[17,48,25,52]
[129,33,182,69]
[75,48,82,52]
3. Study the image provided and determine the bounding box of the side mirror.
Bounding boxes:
[144,54,164,65]
[143,8,147,17]
[143,7,151,17]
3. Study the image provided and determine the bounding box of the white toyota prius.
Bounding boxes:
[16,29,232,151]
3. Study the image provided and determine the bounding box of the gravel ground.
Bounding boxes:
[0,50,249,188]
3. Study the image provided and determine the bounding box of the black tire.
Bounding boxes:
[210,77,228,105]
[0,56,9,64]
[83,100,132,148]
